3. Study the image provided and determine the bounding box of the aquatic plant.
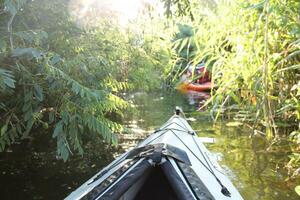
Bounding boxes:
[164,0,300,178]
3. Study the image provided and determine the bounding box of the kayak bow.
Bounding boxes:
[65,108,243,200]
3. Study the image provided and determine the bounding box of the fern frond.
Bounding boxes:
[47,64,107,101]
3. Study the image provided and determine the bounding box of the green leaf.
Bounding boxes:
[25,117,34,133]
[3,76,15,88]
[277,64,300,73]
[111,134,118,145]
[4,0,17,15]
[16,124,22,135]
[295,185,300,196]
[53,121,63,138]
[22,102,31,112]
[49,111,55,123]
[71,82,80,95]
[40,30,48,39]
[12,48,43,59]
[9,127,17,142]
[15,31,35,43]
[32,49,43,59]
[57,136,69,162]
[50,54,62,65]
[0,68,15,90]
[12,48,30,57]
[0,140,5,152]
[61,111,69,124]
[24,91,32,102]
[226,121,243,127]
[80,88,85,98]
[34,84,43,101]
[244,0,265,10]
[24,110,32,121]
[16,30,48,44]
[60,143,69,162]
[1,124,8,136]
[0,40,6,51]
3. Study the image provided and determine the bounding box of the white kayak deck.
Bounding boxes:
[65,114,244,200]
[137,115,243,200]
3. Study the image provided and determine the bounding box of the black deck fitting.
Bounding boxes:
[175,106,181,115]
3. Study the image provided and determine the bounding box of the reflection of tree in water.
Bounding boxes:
[200,122,299,200]
[185,91,210,109]
[0,129,117,200]
[1,92,298,200]
[251,132,269,175]
[249,151,269,199]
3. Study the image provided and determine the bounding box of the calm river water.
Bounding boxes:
[0,91,299,199]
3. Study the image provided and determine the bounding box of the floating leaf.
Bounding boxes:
[226,121,243,127]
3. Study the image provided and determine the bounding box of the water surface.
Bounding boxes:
[0,91,299,199]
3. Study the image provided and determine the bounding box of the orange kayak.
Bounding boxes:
[177,82,212,92]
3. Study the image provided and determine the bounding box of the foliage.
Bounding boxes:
[0,0,170,160]
[162,0,194,19]
[165,0,300,176]
[167,0,300,134]
[165,24,198,82]
[295,185,300,196]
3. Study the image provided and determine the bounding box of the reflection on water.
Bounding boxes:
[0,91,299,199]
[122,91,299,200]
[185,91,210,107]
[192,122,298,200]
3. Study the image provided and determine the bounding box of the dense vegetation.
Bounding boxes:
[0,0,171,161]
[0,0,299,193]
[165,0,300,191]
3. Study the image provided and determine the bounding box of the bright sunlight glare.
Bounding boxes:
[111,0,141,21]
[68,0,161,27]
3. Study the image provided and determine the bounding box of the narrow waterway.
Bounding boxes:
[0,91,299,199]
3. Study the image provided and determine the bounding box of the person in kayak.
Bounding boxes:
[180,62,211,83]
[194,62,211,84]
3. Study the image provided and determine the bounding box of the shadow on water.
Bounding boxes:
[0,131,118,200]
[0,91,299,199]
